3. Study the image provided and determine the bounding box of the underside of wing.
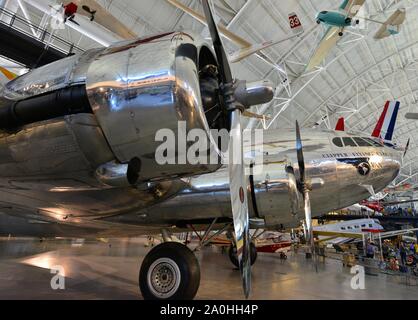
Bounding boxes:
[374,8,406,40]
[166,0,251,48]
[340,0,366,17]
[306,27,340,71]
[74,0,137,40]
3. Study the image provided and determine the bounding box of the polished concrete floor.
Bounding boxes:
[0,237,417,299]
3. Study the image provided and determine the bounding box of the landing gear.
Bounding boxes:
[139,242,200,300]
[338,31,344,36]
[316,20,321,24]
[228,242,257,268]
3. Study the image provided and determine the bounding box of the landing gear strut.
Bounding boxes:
[228,242,258,268]
[139,242,200,300]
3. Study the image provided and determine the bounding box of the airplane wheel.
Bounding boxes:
[316,20,321,24]
[228,242,257,268]
[338,32,343,36]
[139,242,200,300]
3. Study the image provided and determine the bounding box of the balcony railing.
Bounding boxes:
[0,7,84,56]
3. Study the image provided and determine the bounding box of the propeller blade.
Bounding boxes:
[201,0,232,84]
[403,138,410,158]
[295,121,316,269]
[202,0,251,298]
[295,121,306,183]
[229,110,251,298]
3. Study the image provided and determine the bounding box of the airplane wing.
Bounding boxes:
[374,8,406,40]
[229,12,303,63]
[242,110,271,120]
[166,0,251,48]
[306,26,340,71]
[339,0,366,17]
[379,228,418,239]
[73,0,137,40]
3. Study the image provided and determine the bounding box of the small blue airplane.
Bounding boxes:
[315,0,364,37]
[307,0,406,71]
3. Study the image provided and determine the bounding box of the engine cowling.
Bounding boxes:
[86,32,226,184]
[0,31,273,186]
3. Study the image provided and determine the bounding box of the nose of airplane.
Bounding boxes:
[368,151,402,192]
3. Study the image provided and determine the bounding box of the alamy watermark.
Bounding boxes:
[50,265,65,290]
[155,121,265,174]
[50,5,66,30]
[350,265,365,290]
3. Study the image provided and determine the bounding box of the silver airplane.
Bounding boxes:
[0,3,403,299]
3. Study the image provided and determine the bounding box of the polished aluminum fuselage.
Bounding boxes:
[0,126,401,238]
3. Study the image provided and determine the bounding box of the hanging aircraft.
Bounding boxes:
[307,0,365,71]
[0,0,404,300]
[33,0,136,41]
[166,0,304,64]
[307,0,406,71]
[315,219,418,245]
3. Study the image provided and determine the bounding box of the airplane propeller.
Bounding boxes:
[201,0,251,298]
[403,138,410,159]
[295,121,317,270]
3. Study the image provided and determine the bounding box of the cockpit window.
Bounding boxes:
[353,137,373,147]
[362,137,383,147]
[333,136,385,148]
[332,137,343,147]
[342,137,358,147]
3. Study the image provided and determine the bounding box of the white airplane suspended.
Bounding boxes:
[314,218,418,245]
[23,0,136,45]
[166,0,304,64]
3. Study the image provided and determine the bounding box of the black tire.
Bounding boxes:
[338,32,343,36]
[139,242,200,300]
[228,242,257,268]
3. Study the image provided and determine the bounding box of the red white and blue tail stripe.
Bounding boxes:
[371,101,400,141]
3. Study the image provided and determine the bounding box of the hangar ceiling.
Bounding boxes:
[1,0,418,195]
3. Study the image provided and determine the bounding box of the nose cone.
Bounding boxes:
[336,149,401,209]
[368,151,401,192]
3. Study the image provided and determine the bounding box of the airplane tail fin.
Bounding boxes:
[335,117,345,131]
[371,100,400,141]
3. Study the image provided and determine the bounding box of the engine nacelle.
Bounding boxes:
[86,32,226,184]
